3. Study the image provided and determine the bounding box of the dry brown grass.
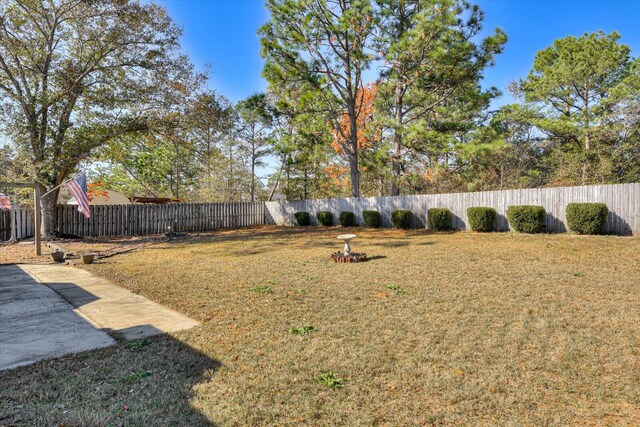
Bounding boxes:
[2,226,640,426]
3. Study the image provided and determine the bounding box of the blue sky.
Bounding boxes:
[157,0,640,108]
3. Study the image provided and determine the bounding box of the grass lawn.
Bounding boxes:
[2,227,639,425]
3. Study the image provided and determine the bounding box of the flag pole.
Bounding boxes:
[40,174,79,199]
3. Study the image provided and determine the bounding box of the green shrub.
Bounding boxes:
[391,210,412,229]
[362,210,381,228]
[566,203,608,235]
[339,211,355,227]
[294,211,310,226]
[507,205,546,233]
[428,208,452,231]
[316,211,333,226]
[467,207,497,232]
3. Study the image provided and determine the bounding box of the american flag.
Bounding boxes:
[67,173,90,218]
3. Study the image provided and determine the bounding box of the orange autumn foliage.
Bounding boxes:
[332,83,379,154]
[322,165,350,192]
[87,180,109,202]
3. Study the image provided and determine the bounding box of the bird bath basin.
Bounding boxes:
[331,234,367,263]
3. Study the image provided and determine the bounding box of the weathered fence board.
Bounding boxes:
[54,201,265,238]
[0,209,9,241]
[0,206,34,241]
[265,183,640,236]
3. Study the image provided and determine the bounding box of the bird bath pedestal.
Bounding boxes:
[331,234,368,263]
[337,234,357,255]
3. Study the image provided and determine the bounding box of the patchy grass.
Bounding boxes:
[127,338,152,351]
[1,226,640,425]
[290,325,316,335]
[387,284,407,295]
[316,371,345,388]
[250,285,273,294]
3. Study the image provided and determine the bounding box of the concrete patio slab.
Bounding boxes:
[20,264,200,341]
[0,265,115,371]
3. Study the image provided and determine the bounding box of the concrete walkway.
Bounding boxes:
[0,265,114,370]
[1,264,200,371]
[21,264,200,340]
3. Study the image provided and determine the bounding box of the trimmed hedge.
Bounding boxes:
[467,207,497,232]
[316,211,333,226]
[507,205,546,233]
[428,208,452,231]
[363,210,381,228]
[294,211,310,226]
[391,210,413,229]
[339,211,356,227]
[566,203,608,235]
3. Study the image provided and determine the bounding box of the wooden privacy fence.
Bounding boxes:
[56,202,265,237]
[0,206,35,241]
[265,183,640,236]
[0,209,9,241]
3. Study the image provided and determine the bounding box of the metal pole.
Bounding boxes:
[40,179,70,199]
[9,206,16,243]
[34,186,42,256]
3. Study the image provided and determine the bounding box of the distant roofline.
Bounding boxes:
[131,197,183,204]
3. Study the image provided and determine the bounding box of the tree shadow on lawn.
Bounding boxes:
[163,227,437,252]
[0,333,220,426]
[78,227,438,262]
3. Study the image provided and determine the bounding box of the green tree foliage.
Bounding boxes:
[267,79,335,201]
[515,31,640,185]
[260,0,376,197]
[3,3,638,212]
[0,0,202,235]
[188,92,237,201]
[97,132,191,199]
[96,90,236,201]
[374,0,507,195]
[237,93,274,201]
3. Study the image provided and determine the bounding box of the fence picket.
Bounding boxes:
[38,201,266,238]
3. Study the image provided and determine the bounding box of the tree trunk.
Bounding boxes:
[582,85,591,185]
[250,158,256,202]
[267,159,284,202]
[391,83,403,197]
[40,184,59,238]
[303,168,308,200]
[582,130,591,185]
[391,133,402,196]
[348,110,360,198]
[348,151,359,198]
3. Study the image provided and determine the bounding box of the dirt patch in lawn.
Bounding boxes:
[2,227,639,425]
[0,234,169,264]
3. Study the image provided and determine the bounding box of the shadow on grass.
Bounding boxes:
[130,226,437,257]
[0,265,219,426]
[0,334,219,426]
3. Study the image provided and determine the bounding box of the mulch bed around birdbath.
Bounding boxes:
[330,252,368,263]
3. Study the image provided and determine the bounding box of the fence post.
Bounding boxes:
[34,187,41,255]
